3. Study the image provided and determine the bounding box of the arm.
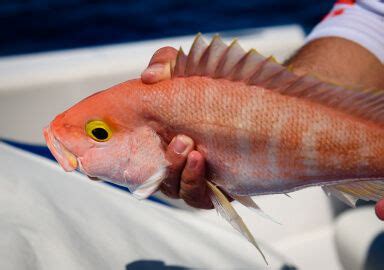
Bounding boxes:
[286,37,384,89]
[287,37,384,221]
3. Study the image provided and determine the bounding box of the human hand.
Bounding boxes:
[141,47,213,209]
[141,46,177,84]
[375,199,384,221]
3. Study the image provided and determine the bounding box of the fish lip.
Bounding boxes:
[43,125,78,172]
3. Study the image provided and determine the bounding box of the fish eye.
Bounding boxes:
[85,120,112,142]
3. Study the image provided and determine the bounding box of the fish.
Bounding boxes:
[44,34,384,263]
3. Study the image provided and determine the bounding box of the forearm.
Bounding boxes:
[286,36,384,220]
[286,37,384,89]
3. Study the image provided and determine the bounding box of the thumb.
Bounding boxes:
[375,199,384,221]
[141,46,178,84]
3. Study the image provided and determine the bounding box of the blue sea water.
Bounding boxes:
[0,0,334,56]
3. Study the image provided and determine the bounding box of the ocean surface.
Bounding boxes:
[0,0,334,56]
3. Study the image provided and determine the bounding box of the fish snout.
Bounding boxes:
[43,125,78,172]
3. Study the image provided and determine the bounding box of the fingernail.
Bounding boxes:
[187,156,198,169]
[173,135,192,155]
[147,63,165,74]
[141,63,165,83]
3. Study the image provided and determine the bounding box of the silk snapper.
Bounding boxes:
[44,34,384,263]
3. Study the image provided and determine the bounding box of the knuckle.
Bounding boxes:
[150,47,177,65]
[179,189,200,205]
[160,185,179,199]
[181,167,204,187]
[181,174,199,186]
[166,154,187,168]
[160,177,179,195]
[166,147,186,163]
[181,191,213,209]
[179,183,204,203]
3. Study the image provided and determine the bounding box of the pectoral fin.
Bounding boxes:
[123,126,169,199]
[206,182,268,265]
[127,166,168,199]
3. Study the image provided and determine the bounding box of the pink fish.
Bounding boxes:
[44,34,384,263]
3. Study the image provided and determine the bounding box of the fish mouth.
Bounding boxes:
[43,125,78,172]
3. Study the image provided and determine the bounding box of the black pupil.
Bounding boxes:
[92,128,108,140]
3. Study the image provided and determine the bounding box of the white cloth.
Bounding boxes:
[335,207,384,270]
[0,141,348,269]
[305,0,384,63]
[0,143,290,269]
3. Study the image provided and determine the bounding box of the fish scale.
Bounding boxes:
[139,76,384,194]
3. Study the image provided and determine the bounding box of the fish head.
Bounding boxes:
[44,82,169,199]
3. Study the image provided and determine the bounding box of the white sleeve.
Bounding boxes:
[305,0,384,63]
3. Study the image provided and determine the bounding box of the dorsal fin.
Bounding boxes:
[184,33,208,76]
[196,34,227,77]
[215,39,245,78]
[173,47,187,77]
[172,34,384,126]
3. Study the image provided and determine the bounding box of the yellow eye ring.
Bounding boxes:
[85,120,112,142]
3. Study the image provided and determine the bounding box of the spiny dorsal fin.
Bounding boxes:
[185,33,208,76]
[196,34,227,77]
[215,38,245,78]
[172,34,384,126]
[173,47,187,77]
[228,49,266,81]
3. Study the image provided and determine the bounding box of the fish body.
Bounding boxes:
[133,76,384,196]
[46,75,384,196]
[44,34,384,262]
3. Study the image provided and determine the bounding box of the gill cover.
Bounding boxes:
[123,126,170,199]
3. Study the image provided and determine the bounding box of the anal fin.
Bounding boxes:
[323,180,384,207]
[206,182,268,265]
[322,185,358,207]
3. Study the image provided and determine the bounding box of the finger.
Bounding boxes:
[160,135,194,198]
[141,46,178,84]
[180,151,214,209]
[87,176,100,181]
[375,199,384,221]
[148,46,178,66]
